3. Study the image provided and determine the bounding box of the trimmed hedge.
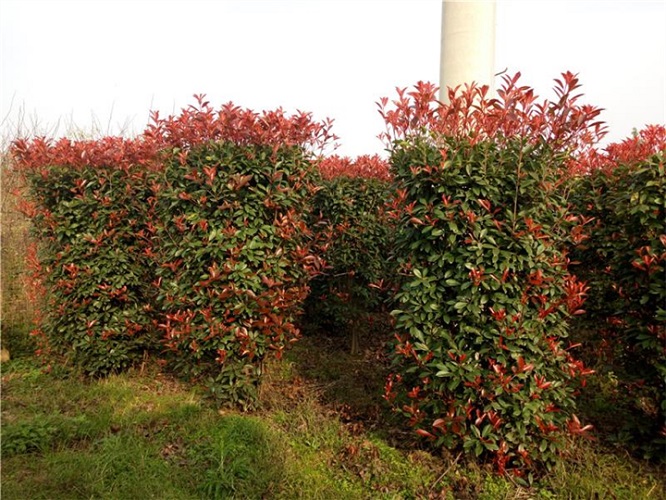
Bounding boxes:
[11,97,334,406]
[304,155,396,352]
[379,74,603,475]
[151,141,321,406]
[14,150,157,375]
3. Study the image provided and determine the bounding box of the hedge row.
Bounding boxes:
[11,79,665,473]
[20,162,156,374]
[12,98,334,406]
[152,141,320,406]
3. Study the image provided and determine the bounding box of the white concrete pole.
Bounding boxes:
[439,0,497,102]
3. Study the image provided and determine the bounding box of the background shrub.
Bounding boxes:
[568,125,666,459]
[1,156,37,359]
[379,74,604,475]
[305,155,396,353]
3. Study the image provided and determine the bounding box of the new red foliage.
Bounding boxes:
[11,94,336,175]
[573,124,666,174]
[378,72,606,155]
[317,154,391,181]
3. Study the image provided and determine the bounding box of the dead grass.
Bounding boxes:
[1,152,36,358]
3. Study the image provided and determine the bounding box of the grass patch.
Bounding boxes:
[3,432,200,500]
[1,336,665,499]
[0,356,443,499]
[187,415,287,499]
[539,442,666,499]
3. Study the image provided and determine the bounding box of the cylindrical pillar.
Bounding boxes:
[439,0,496,102]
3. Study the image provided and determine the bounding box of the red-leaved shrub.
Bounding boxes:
[305,155,395,353]
[11,96,334,405]
[569,125,666,459]
[380,73,602,475]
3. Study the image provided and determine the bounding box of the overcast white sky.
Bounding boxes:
[1,0,664,156]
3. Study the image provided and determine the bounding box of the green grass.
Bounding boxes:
[2,334,665,499]
[1,357,440,499]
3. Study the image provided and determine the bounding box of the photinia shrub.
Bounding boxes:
[10,140,158,375]
[305,155,395,353]
[10,96,335,399]
[151,141,323,407]
[379,73,602,475]
[568,125,666,458]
